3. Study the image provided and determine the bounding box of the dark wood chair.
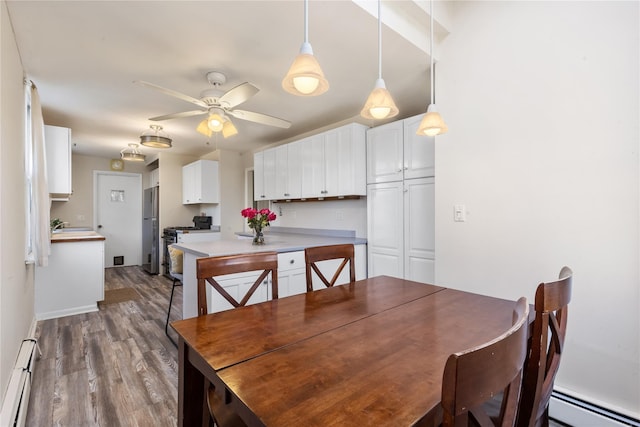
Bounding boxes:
[196,251,279,427]
[517,267,573,427]
[441,297,530,427]
[304,244,356,292]
[197,251,279,316]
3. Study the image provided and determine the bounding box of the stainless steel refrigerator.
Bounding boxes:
[142,186,159,274]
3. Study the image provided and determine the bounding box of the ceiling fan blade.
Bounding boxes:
[149,110,206,121]
[227,109,292,129]
[134,80,208,109]
[219,82,260,109]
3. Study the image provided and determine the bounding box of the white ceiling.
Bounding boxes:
[6,0,438,159]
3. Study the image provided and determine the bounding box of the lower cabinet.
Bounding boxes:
[204,245,367,313]
[35,239,105,320]
[367,178,434,283]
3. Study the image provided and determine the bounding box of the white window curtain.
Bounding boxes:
[29,83,51,266]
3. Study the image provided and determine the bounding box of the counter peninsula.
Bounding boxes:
[173,228,367,319]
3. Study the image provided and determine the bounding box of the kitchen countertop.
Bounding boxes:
[173,230,366,257]
[51,231,106,243]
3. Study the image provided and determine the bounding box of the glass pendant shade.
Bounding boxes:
[417,104,448,136]
[282,42,329,96]
[120,143,146,162]
[196,118,213,137]
[361,78,399,120]
[222,120,238,138]
[139,124,172,148]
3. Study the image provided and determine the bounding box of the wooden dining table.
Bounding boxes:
[171,275,523,427]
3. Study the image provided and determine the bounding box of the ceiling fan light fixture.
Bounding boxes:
[417,104,448,136]
[207,112,225,132]
[360,78,399,120]
[120,143,146,162]
[222,119,238,138]
[196,118,213,137]
[139,124,172,148]
[360,0,398,121]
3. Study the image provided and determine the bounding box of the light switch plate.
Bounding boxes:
[454,204,466,222]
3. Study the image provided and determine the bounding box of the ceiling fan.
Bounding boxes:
[135,71,292,138]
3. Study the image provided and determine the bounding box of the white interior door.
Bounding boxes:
[95,172,142,268]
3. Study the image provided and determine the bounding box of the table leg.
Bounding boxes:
[178,337,206,427]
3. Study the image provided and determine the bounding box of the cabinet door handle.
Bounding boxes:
[284,193,290,197]
[289,259,295,264]
[321,190,328,194]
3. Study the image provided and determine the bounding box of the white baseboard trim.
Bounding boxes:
[35,303,98,320]
[550,390,640,427]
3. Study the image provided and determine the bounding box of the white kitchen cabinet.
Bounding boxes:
[182,160,219,204]
[44,125,72,197]
[274,141,302,200]
[35,238,105,320]
[277,251,307,297]
[300,123,367,199]
[205,270,273,314]
[366,114,435,184]
[367,178,434,283]
[254,123,366,201]
[253,149,276,201]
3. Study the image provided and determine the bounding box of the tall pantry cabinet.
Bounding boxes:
[366,114,435,283]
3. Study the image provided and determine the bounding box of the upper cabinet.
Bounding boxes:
[145,168,159,189]
[255,123,367,202]
[182,160,219,204]
[45,125,72,199]
[366,114,435,183]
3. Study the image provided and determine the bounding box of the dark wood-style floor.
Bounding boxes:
[26,266,183,427]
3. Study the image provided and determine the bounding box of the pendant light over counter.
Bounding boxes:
[416,0,448,136]
[139,124,172,148]
[360,0,398,121]
[282,0,329,96]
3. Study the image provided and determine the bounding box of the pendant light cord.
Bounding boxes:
[430,0,434,105]
[378,0,382,79]
[304,0,309,44]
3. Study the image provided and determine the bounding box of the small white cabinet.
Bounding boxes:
[367,114,435,183]
[182,160,219,204]
[44,125,72,197]
[253,149,276,201]
[277,251,307,297]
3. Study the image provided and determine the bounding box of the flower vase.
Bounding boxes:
[253,227,265,245]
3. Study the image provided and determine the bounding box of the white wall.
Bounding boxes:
[0,0,35,406]
[436,1,638,417]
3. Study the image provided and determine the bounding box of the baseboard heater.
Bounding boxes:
[0,339,39,427]
[551,390,640,427]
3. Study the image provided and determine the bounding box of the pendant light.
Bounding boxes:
[120,144,146,162]
[416,0,448,136]
[282,0,329,96]
[139,124,172,148]
[361,0,398,120]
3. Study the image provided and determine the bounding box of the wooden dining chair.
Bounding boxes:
[197,251,279,316]
[196,251,278,427]
[441,297,530,427]
[304,244,356,292]
[516,266,573,427]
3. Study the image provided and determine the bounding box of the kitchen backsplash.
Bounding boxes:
[270,199,367,238]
